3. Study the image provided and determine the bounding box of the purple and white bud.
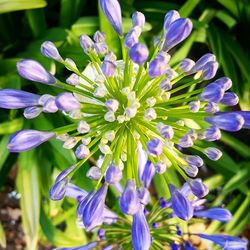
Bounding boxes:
[202,61,219,80]
[160,78,172,91]
[184,155,203,168]
[189,100,200,113]
[162,18,193,52]
[105,51,117,62]
[146,97,156,107]
[93,30,106,42]
[77,120,90,134]
[23,106,42,119]
[205,113,244,131]
[204,102,219,114]
[204,126,221,141]
[188,178,209,198]
[169,184,194,221]
[148,57,167,78]
[183,165,199,177]
[154,35,161,48]
[157,123,174,140]
[163,10,180,33]
[220,92,239,106]
[155,161,167,174]
[214,77,232,91]
[65,58,77,71]
[194,208,232,222]
[17,60,56,85]
[63,137,80,149]
[141,161,155,188]
[124,26,141,48]
[179,58,195,73]
[105,165,122,184]
[43,98,58,113]
[233,111,250,129]
[94,42,108,55]
[0,89,40,109]
[144,108,156,121]
[120,180,140,215]
[191,53,216,72]
[40,41,63,62]
[129,43,149,65]
[178,135,193,148]
[132,205,151,250]
[75,144,90,159]
[102,60,116,77]
[137,187,150,205]
[132,11,145,28]
[105,99,119,112]
[204,147,222,161]
[104,111,115,122]
[7,129,55,152]
[80,34,94,54]
[199,83,225,103]
[82,183,108,231]
[55,92,81,112]
[147,138,163,156]
[66,73,80,86]
[49,177,69,201]
[86,166,102,180]
[100,0,123,36]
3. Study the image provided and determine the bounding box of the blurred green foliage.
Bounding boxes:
[0,0,250,249]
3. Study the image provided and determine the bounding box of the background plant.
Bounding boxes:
[0,0,249,249]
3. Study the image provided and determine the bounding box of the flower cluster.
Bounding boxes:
[0,0,249,249]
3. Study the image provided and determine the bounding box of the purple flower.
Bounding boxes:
[102,60,116,77]
[204,102,219,114]
[198,234,247,249]
[163,10,180,33]
[7,129,55,152]
[43,98,58,113]
[188,178,209,198]
[138,143,148,182]
[23,106,42,119]
[189,100,200,112]
[75,144,90,159]
[41,41,63,62]
[132,11,145,28]
[129,43,149,65]
[205,113,244,131]
[55,92,81,112]
[204,126,221,141]
[201,61,219,80]
[204,147,222,161]
[137,187,150,205]
[157,123,174,140]
[191,53,216,72]
[0,89,40,109]
[184,155,203,168]
[65,183,88,202]
[124,27,140,48]
[199,83,224,102]
[79,34,94,54]
[148,53,169,78]
[147,138,163,156]
[86,166,101,180]
[141,161,155,188]
[94,42,108,55]
[93,30,106,42]
[162,18,192,52]
[178,135,193,148]
[105,165,122,184]
[50,177,69,201]
[120,180,140,215]
[82,183,108,231]
[17,59,56,85]
[234,111,250,129]
[194,208,232,222]
[179,58,195,73]
[100,0,123,36]
[155,161,167,174]
[132,205,151,250]
[214,77,232,91]
[220,92,239,106]
[169,184,194,221]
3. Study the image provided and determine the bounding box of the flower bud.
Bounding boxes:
[179,58,195,73]
[86,166,102,180]
[147,138,163,156]
[192,53,216,72]
[178,135,193,148]
[157,123,174,140]
[141,161,155,188]
[94,42,108,55]
[77,120,90,134]
[102,60,116,77]
[160,78,172,91]
[50,177,69,201]
[40,41,63,62]
[155,161,167,174]
[93,30,106,42]
[204,102,219,114]
[23,106,42,119]
[129,43,149,65]
[202,61,219,80]
[75,144,90,159]
[188,178,209,198]
[194,208,232,222]
[7,129,55,152]
[183,165,198,177]
[100,0,123,36]
[233,111,250,129]
[204,147,222,161]
[189,100,200,113]
[137,187,150,205]
[205,113,244,131]
[163,10,180,33]
[17,60,56,85]
[199,83,225,102]
[220,92,239,106]
[55,92,81,112]
[0,89,40,109]
[105,165,122,184]
[80,34,94,54]
[124,27,141,48]
[214,77,232,91]
[162,18,192,52]
[105,99,119,112]
[66,73,80,85]
[65,58,77,71]
[132,11,145,28]
[42,98,58,113]
[204,126,221,141]
[184,155,203,168]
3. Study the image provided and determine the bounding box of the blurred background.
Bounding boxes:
[0,0,250,249]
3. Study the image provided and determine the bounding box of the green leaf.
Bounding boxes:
[0,135,10,171]
[0,118,24,134]
[0,223,6,249]
[179,0,200,17]
[0,0,47,14]
[17,150,40,250]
